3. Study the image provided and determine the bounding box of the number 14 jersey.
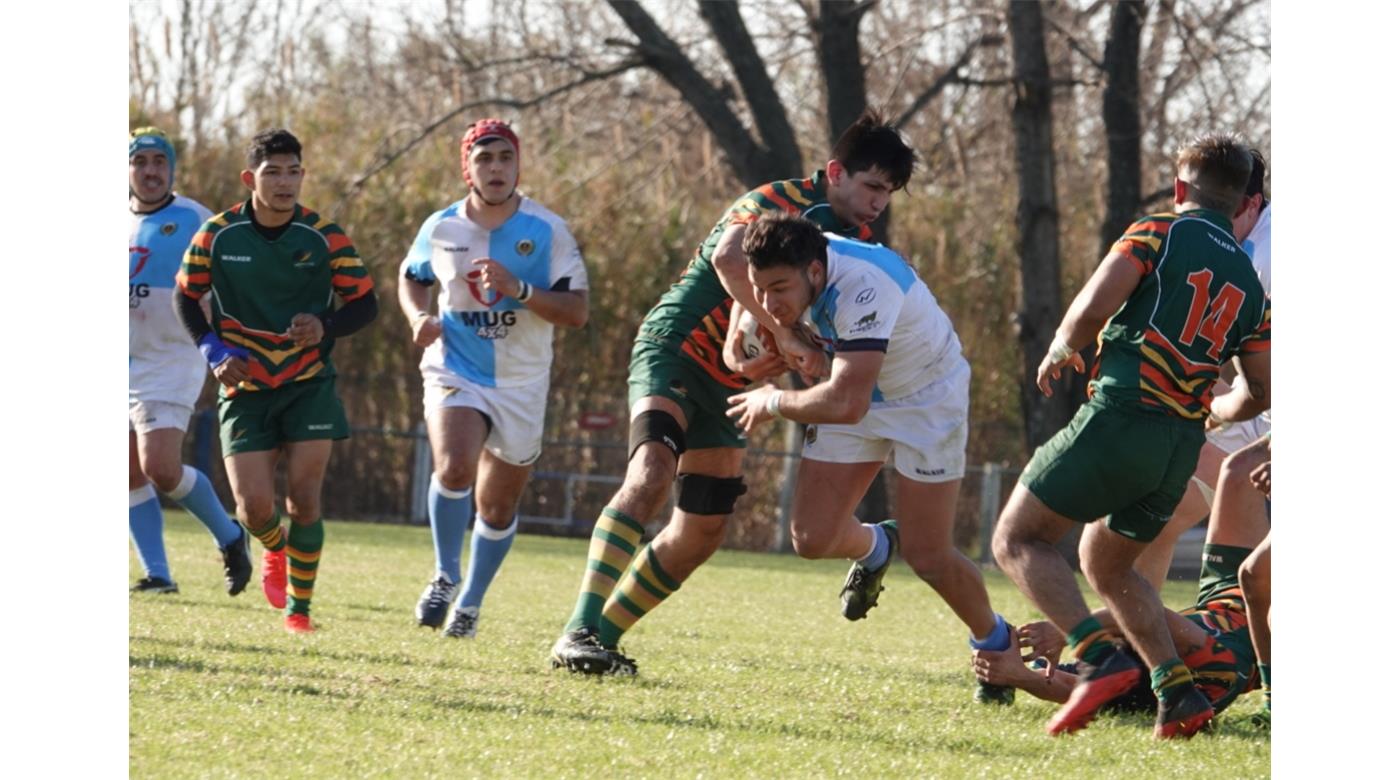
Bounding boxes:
[1091,209,1270,420]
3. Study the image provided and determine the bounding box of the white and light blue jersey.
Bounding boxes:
[1242,204,1271,297]
[804,235,963,402]
[401,195,588,388]
[130,194,212,405]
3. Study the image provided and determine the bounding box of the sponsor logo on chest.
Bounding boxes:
[462,310,517,340]
[222,254,254,263]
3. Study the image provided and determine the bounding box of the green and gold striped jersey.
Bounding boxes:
[177,200,373,396]
[1090,209,1270,420]
[637,171,872,389]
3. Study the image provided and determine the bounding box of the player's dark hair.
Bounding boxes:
[1245,148,1268,205]
[830,109,916,191]
[247,128,303,169]
[1175,133,1252,214]
[742,212,828,271]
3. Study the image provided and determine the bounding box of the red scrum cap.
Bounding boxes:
[460,118,520,187]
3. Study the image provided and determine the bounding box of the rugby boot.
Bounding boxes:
[1047,649,1141,735]
[219,528,253,597]
[262,548,288,610]
[284,613,315,634]
[840,519,900,620]
[975,679,1016,705]
[416,575,461,629]
[606,647,638,677]
[443,606,479,639]
[130,576,179,594]
[550,627,616,675]
[1153,685,1215,739]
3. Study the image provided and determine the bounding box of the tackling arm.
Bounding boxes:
[1210,350,1270,422]
[713,223,826,379]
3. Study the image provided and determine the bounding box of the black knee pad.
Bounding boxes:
[675,473,747,516]
[629,410,686,460]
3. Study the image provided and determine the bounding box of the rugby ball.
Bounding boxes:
[734,309,775,359]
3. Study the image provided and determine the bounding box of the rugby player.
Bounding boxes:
[129,126,251,596]
[399,119,589,638]
[176,129,377,633]
[992,134,1270,738]
[551,111,914,675]
[727,212,1016,704]
[1133,148,1272,589]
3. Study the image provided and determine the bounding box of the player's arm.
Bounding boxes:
[1036,249,1143,396]
[713,222,826,379]
[398,258,442,347]
[523,286,589,329]
[971,645,1076,704]
[1210,349,1270,422]
[473,257,588,328]
[726,349,882,431]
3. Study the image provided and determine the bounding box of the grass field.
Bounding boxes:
[130,513,1270,778]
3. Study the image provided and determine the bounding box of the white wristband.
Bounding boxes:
[765,390,784,419]
[516,281,533,302]
[1047,336,1076,364]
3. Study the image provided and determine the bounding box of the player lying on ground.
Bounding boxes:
[992,133,1270,739]
[725,212,1016,704]
[975,432,1271,718]
[398,118,589,639]
[551,111,915,676]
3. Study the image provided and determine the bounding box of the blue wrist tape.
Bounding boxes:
[198,333,248,368]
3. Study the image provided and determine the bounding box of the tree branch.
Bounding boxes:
[607,0,780,184]
[332,58,643,214]
[697,1,801,174]
[894,33,1003,130]
[1044,16,1105,71]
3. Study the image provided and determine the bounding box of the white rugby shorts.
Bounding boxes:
[128,399,194,434]
[1205,412,1271,455]
[802,357,969,483]
[422,364,547,466]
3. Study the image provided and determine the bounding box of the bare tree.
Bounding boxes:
[1100,0,1147,254]
[1007,0,1073,450]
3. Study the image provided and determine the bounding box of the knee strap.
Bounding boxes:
[675,473,747,516]
[629,409,686,460]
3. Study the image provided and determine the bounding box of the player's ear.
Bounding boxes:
[826,159,844,186]
[240,169,256,190]
[1172,177,1187,205]
[1233,192,1255,219]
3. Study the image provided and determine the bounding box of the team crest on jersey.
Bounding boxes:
[161,222,178,236]
[515,239,534,256]
[854,288,876,305]
[293,249,314,266]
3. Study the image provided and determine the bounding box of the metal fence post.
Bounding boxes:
[978,462,1002,565]
[410,421,430,525]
